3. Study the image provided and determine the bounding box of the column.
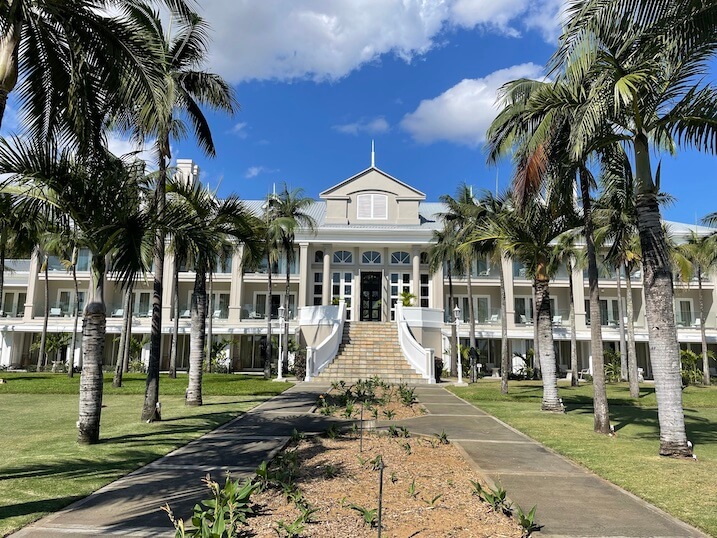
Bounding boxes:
[23,251,41,320]
[298,242,309,309]
[572,260,587,329]
[433,262,444,312]
[502,256,515,329]
[412,247,420,301]
[322,246,331,305]
[228,245,244,322]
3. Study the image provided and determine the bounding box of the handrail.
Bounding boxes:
[396,303,435,383]
[305,301,346,381]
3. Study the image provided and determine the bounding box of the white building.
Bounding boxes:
[2,160,716,380]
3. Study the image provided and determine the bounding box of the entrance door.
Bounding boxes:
[360,271,382,321]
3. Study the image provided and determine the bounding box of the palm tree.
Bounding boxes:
[555,0,717,456]
[0,139,155,443]
[168,180,260,406]
[0,0,191,146]
[552,230,584,387]
[439,184,482,377]
[487,77,612,434]
[121,6,238,421]
[473,190,512,394]
[676,230,717,386]
[428,225,463,377]
[272,184,316,372]
[469,191,577,411]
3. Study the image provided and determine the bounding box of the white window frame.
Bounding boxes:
[356,193,388,220]
[2,291,26,317]
[331,271,353,320]
[390,251,410,265]
[56,288,85,316]
[332,250,353,264]
[253,292,296,319]
[419,273,430,308]
[313,271,323,306]
[390,272,412,320]
[361,250,382,265]
[676,298,694,327]
[453,295,491,323]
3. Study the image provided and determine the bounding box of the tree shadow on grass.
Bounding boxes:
[0,495,85,522]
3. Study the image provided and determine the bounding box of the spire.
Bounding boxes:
[371,140,375,168]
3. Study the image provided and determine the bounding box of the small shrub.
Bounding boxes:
[434,430,449,445]
[348,504,378,527]
[515,504,540,536]
[470,480,511,514]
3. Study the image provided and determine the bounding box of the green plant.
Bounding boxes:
[470,480,511,514]
[681,349,704,386]
[343,399,356,418]
[348,503,378,527]
[323,464,338,478]
[515,504,540,536]
[434,430,449,445]
[382,409,396,420]
[325,425,340,439]
[400,290,417,306]
[390,472,398,484]
[128,358,146,374]
[370,454,383,471]
[254,461,271,492]
[274,517,305,538]
[397,383,417,406]
[603,348,621,383]
[290,429,305,442]
[407,478,419,499]
[387,425,399,437]
[424,493,443,507]
[163,474,258,537]
[401,442,412,455]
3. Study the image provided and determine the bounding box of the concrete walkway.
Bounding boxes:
[13,383,707,537]
[388,385,707,538]
[13,384,333,537]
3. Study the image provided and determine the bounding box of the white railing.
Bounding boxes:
[396,303,435,383]
[304,301,346,381]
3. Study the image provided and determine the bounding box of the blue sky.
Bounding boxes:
[4,1,716,224]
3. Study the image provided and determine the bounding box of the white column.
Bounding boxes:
[412,247,420,301]
[502,256,516,329]
[322,246,331,305]
[572,260,587,329]
[23,251,41,320]
[229,245,244,322]
[298,242,309,308]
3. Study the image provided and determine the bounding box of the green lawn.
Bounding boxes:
[0,373,292,537]
[449,380,717,536]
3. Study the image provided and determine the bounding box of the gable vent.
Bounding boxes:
[357,193,387,220]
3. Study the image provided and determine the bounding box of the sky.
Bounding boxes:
[4,0,716,224]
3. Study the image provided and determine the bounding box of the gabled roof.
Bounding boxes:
[319,166,426,199]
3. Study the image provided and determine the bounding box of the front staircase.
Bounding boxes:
[315,321,427,384]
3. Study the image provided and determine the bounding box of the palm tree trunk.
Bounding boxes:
[0,20,21,131]
[264,256,273,379]
[466,261,476,382]
[615,267,628,380]
[284,257,290,373]
[186,270,207,406]
[206,271,213,373]
[122,295,133,373]
[169,260,180,378]
[142,152,167,422]
[580,168,610,434]
[568,260,578,387]
[37,255,49,371]
[77,254,106,444]
[448,261,458,377]
[112,285,132,387]
[68,247,79,378]
[698,269,710,385]
[535,275,562,412]
[499,256,509,394]
[626,265,639,398]
[634,134,690,457]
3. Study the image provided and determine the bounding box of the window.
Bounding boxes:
[331,272,353,319]
[209,293,230,319]
[585,298,621,326]
[390,272,411,320]
[362,251,381,264]
[57,290,85,316]
[419,251,428,265]
[357,193,388,219]
[676,299,693,326]
[2,291,26,317]
[135,292,152,317]
[333,250,353,264]
[313,272,323,305]
[453,296,490,323]
[420,274,430,307]
[314,250,323,263]
[391,251,410,264]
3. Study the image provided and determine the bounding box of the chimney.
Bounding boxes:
[175,159,200,186]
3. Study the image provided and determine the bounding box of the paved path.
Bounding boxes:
[14,383,707,538]
[13,384,333,537]
[388,385,707,538]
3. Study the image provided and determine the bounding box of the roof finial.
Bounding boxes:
[371,139,375,168]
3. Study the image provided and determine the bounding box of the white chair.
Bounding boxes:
[552,315,562,326]
[488,314,499,324]
[637,367,644,382]
[691,318,701,328]
[111,308,124,317]
[212,309,222,319]
[180,309,191,318]
[49,307,62,317]
[578,368,590,381]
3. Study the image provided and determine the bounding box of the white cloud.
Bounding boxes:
[400,63,544,147]
[106,134,157,168]
[198,1,562,84]
[245,165,277,178]
[334,117,390,136]
[230,122,249,138]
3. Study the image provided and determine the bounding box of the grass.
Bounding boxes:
[0,373,292,537]
[450,380,717,536]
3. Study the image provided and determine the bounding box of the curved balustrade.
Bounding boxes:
[305,301,346,381]
[396,303,435,383]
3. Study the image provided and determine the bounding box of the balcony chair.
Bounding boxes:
[49,307,62,317]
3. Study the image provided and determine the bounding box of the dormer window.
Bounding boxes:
[357,193,387,220]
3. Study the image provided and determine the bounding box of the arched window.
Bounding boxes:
[391,251,410,264]
[333,250,353,264]
[314,250,323,263]
[362,251,382,264]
